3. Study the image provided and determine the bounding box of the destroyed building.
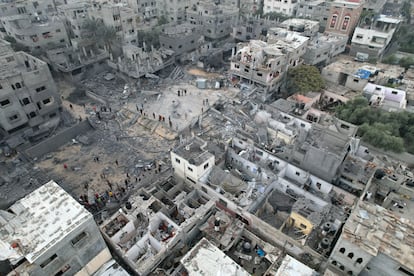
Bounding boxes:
[110,45,174,79]
[0,39,61,146]
[0,180,115,276]
[232,16,272,42]
[230,40,287,101]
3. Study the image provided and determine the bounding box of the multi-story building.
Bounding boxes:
[2,14,69,50]
[280,18,320,38]
[186,0,239,40]
[303,32,347,66]
[296,0,331,31]
[160,0,188,23]
[230,40,287,99]
[232,17,272,42]
[0,40,61,144]
[159,23,202,56]
[325,0,363,38]
[0,180,113,276]
[267,27,309,68]
[263,0,298,16]
[127,0,157,22]
[363,82,407,111]
[90,3,139,45]
[351,15,401,58]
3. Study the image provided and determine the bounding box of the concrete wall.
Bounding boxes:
[24,120,93,158]
[361,252,413,276]
[27,216,110,276]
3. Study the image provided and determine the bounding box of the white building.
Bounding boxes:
[180,238,250,276]
[351,15,401,58]
[363,83,407,111]
[275,255,317,276]
[171,137,215,183]
[0,180,113,276]
[263,0,298,16]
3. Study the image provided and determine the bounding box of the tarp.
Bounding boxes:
[355,69,371,79]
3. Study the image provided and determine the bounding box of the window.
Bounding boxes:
[204,163,209,170]
[43,98,51,105]
[398,267,414,276]
[356,34,363,39]
[56,29,61,33]
[356,258,363,264]
[40,254,57,268]
[9,114,19,121]
[353,79,359,83]
[36,86,46,92]
[55,264,70,276]
[71,232,87,246]
[29,111,37,118]
[295,171,300,176]
[339,247,345,253]
[175,158,181,164]
[257,72,263,77]
[15,83,21,89]
[299,223,307,229]
[348,252,354,259]
[0,99,10,106]
[187,166,193,172]
[342,16,350,30]
[21,98,30,105]
[392,91,398,94]
[330,14,338,28]
[316,182,321,190]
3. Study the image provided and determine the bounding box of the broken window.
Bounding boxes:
[21,98,30,105]
[203,163,209,170]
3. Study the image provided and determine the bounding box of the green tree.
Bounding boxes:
[382,54,398,65]
[399,57,414,70]
[335,97,414,153]
[286,65,325,94]
[401,0,411,24]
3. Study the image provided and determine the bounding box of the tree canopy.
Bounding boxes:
[286,65,325,94]
[335,97,414,153]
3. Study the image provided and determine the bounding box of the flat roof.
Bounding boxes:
[173,138,214,166]
[181,238,250,276]
[0,180,91,263]
[341,201,414,272]
[275,255,316,276]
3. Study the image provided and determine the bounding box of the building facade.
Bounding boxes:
[186,1,239,40]
[351,15,401,58]
[0,180,113,276]
[325,0,363,38]
[0,40,61,144]
[263,0,298,16]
